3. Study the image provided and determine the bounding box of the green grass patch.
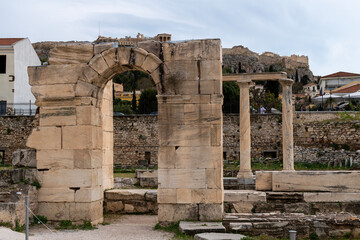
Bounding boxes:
[0,222,13,228]
[113,172,136,178]
[14,221,25,232]
[153,222,194,240]
[251,161,352,171]
[55,220,97,230]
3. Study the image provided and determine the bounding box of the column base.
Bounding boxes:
[237,170,254,179]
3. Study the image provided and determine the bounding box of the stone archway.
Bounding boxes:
[26,39,223,224]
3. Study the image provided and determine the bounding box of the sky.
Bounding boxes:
[1,0,360,76]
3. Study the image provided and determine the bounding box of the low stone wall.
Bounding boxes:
[0,168,40,226]
[0,116,38,164]
[1,112,359,166]
[104,189,157,214]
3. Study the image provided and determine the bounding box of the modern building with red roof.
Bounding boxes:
[0,38,40,115]
[319,71,360,94]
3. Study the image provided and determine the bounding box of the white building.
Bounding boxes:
[319,71,360,94]
[0,38,40,115]
[303,82,319,98]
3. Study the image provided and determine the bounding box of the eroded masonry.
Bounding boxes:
[26,39,224,223]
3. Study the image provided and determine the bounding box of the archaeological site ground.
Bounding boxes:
[1,38,360,239]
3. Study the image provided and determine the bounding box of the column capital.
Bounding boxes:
[236,79,252,87]
[279,78,294,86]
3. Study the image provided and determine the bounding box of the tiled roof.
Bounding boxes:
[332,83,360,93]
[0,38,24,46]
[322,71,360,79]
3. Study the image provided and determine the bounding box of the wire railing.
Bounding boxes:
[0,102,37,116]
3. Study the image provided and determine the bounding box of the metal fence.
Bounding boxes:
[0,101,37,116]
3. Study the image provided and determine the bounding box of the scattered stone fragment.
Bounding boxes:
[179,221,226,235]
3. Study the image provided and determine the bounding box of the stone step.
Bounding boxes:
[224,177,255,190]
[179,221,226,235]
[194,233,246,240]
[223,212,360,239]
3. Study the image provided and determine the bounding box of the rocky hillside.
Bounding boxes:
[32,41,314,82]
[222,45,314,82]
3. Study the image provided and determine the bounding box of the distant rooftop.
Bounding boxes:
[0,38,24,46]
[322,71,360,79]
[332,81,360,93]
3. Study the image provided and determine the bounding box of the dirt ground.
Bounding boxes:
[0,215,173,240]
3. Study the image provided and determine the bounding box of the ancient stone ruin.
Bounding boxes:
[26,39,223,224]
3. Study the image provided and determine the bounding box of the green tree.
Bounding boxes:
[250,87,281,113]
[138,89,158,114]
[264,65,280,97]
[223,82,239,113]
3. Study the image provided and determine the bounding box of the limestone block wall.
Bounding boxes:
[157,39,224,223]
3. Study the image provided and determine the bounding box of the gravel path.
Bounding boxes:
[0,215,173,240]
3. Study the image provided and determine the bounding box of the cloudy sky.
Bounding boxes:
[1,0,359,76]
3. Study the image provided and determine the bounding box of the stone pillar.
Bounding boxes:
[237,80,253,179]
[157,39,223,223]
[280,79,295,171]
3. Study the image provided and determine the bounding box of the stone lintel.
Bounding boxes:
[223,72,287,82]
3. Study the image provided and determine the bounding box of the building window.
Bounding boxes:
[0,55,6,74]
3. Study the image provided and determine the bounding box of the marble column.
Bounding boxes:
[237,80,253,178]
[280,79,295,171]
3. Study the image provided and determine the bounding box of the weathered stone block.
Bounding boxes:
[205,168,222,189]
[158,203,198,222]
[164,60,199,82]
[158,188,177,203]
[73,150,102,169]
[117,47,131,65]
[191,189,223,204]
[62,126,101,150]
[255,171,273,191]
[177,188,192,203]
[102,48,117,68]
[37,149,74,169]
[76,106,101,126]
[195,233,246,240]
[12,149,36,168]
[200,80,222,95]
[40,106,76,126]
[200,60,222,81]
[27,127,62,150]
[304,192,360,202]
[94,43,114,55]
[81,65,99,84]
[137,41,161,56]
[69,200,103,222]
[141,53,162,73]
[159,124,211,147]
[37,202,70,221]
[158,169,206,189]
[180,221,226,235]
[105,201,124,213]
[28,64,84,85]
[158,146,221,169]
[163,39,221,61]
[38,188,74,202]
[75,80,99,98]
[41,169,100,188]
[48,43,94,65]
[32,84,76,100]
[105,189,146,201]
[224,190,266,203]
[272,171,360,192]
[132,48,148,67]
[183,104,222,125]
[198,203,223,221]
[89,54,109,75]
[210,125,222,146]
[75,186,102,202]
